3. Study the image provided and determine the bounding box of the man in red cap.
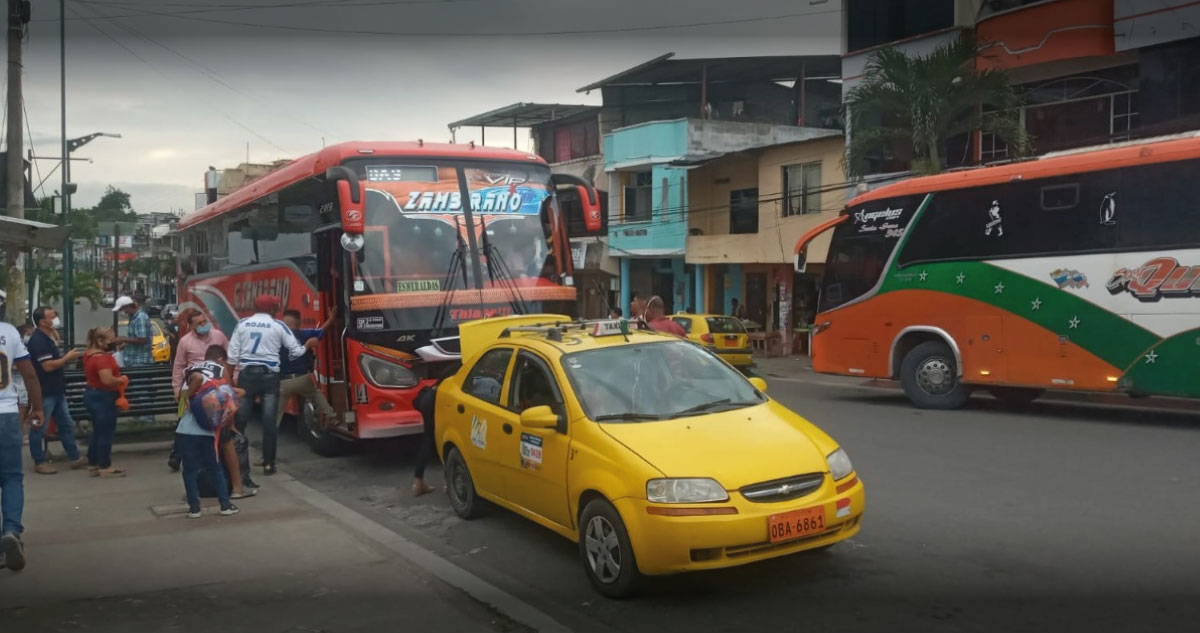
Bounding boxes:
[227,295,307,476]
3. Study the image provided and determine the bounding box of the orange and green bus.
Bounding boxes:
[793,133,1200,408]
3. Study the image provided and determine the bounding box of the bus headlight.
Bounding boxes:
[359,354,418,389]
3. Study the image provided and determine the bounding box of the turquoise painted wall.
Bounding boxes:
[605,121,690,256]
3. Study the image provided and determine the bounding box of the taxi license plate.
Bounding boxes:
[767,506,827,544]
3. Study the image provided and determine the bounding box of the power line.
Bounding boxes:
[68,2,292,156]
[55,4,844,37]
[85,0,336,140]
[42,0,497,21]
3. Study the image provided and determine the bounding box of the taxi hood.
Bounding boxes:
[596,400,835,491]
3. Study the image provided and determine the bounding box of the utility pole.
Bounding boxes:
[5,0,30,325]
[111,223,119,330]
[60,0,72,344]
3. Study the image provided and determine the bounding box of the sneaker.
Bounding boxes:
[186,509,202,519]
[263,463,277,476]
[243,478,261,490]
[2,532,25,571]
[34,463,57,475]
[219,504,239,516]
[69,458,89,470]
[230,488,258,500]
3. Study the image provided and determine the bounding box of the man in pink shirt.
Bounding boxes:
[172,310,229,397]
[644,296,687,337]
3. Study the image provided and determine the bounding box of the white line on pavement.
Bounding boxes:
[276,475,573,633]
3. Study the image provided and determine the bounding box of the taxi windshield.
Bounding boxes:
[560,340,764,422]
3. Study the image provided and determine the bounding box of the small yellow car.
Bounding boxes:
[435,315,864,597]
[670,313,753,370]
[117,317,172,364]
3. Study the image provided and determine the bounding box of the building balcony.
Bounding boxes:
[976,0,1115,71]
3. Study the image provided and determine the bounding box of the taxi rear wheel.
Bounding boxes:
[445,447,482,519]
[579,499,641,599]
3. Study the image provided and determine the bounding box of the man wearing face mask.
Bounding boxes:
[171,310,229,398]
[166,310,230,473]
[26,306,85,474]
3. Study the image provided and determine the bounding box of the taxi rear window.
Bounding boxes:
[705,317,745,334]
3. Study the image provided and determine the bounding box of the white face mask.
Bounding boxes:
[51,316,62,329]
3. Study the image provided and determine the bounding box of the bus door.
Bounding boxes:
[314,226,351,420]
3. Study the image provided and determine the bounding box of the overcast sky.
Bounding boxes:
[15,0,841,215]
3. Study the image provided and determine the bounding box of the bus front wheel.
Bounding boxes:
[299,400,347,457]
[900,341,970,410]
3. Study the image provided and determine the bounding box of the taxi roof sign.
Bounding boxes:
[591,319,629,337]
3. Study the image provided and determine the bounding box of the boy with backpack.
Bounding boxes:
[177,346,240,518]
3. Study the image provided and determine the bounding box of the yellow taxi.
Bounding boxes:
[434,315,864,597]
[117,317,172,364]
[669,313,753,370]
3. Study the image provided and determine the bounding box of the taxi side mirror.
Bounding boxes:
[748,377,768,393]
[520,405,559,430]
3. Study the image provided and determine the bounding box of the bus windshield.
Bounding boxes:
[347,159,574,332]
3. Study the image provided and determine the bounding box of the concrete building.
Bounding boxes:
[448,103,618,318]
[578,53,843,317]
[841,0,1200,175]
[684,133,845,353]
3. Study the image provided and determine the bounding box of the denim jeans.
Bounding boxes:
[0,412,24,535]
[236,369,280,465]
[176,433,230,513]
[84,389,119,469]
[28,393,81,464]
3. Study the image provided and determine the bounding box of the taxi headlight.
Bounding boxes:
[826,448,853,481]
[359,354,418,389]
[646,478,728,503]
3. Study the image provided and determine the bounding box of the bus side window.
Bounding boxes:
[1040,183,1079,211]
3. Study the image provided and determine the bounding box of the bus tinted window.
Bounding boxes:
[898,172,1120,266]
[1115,159,1200,251]
[818,195,922,312]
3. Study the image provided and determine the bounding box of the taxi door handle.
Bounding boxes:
[502,423,513,435]
[457,404,465,414]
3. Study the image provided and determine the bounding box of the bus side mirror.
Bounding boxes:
[794,250,808,274]
[326,166,366,252]
[578,185,602,232]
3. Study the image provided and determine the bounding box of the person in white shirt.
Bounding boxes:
[226,295,307,476]
[0,321,44,572]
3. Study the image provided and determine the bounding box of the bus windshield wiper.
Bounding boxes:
[593,412,665,422]
[667,398,742,418]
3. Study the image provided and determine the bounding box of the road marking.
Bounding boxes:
[276,473,572,633]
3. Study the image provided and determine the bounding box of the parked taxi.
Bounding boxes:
[669,313,754,370]
[434,315,864,597]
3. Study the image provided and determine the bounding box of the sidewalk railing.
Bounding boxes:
[64,364,177,421]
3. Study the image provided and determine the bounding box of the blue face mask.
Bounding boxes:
[195,324,212,336]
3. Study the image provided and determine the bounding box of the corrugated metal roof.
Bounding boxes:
[448,103,600,130]
[577,52,841,93]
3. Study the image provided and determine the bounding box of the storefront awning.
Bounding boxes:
[0,216,71,251]
[794,214,847,273]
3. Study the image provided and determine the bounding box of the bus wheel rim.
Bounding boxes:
[916,356,954,395]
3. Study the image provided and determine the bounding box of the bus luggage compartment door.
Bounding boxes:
[964,315,1006,383]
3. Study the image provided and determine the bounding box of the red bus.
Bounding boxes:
[176,141,599,454]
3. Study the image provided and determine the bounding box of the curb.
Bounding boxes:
[275,465,573,633]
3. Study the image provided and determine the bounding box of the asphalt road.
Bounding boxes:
[268,363,1200,633]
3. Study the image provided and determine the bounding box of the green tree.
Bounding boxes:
[34,260,104,311]
[844,33,1031,178]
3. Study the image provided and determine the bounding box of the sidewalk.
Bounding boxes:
[0,446,527,633]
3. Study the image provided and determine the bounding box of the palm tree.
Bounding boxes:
[844,33,1031,178]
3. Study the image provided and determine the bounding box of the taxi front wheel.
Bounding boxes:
[579,499,642,599]
[445,447,483,519]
